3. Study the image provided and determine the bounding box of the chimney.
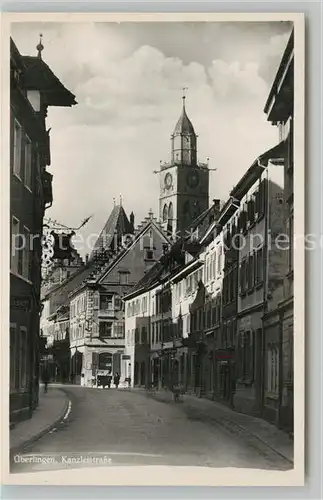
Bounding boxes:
[213,199,221,211]
[129,211,135,231]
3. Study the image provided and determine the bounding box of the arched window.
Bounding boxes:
[167,202,174,234]
[163,204,168,222]
[168,202,173,221]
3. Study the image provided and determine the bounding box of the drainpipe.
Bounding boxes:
[258,159,269,415]
[147,292,151,390]
[278,307,283,428]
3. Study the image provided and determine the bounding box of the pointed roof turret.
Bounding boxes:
[173,88,196,136]
[90,204,134,259]
[36,33,44,59]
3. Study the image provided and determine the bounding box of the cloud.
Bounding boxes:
[10,21,290,256]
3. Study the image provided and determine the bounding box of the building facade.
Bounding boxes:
[263,29,294,432]
[159,96,210,238]
[69,211,170,387]
[10,38,76,423]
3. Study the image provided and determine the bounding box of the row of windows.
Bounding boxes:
[204,298,222,330]
[10,324,28,391]
[11,217,31,281]
[237,330,256,382]
[70,323,86,341]
[70,295,87,318]
[156,289,171,315]
[127,296,148,318]
[223,180,267,250]
[220,320,236,349]
[205,246,223,284]
[135,326,148,345]
[223,267,238,306]
[54,321,69,341]
[13,118,32,191]
[240,247,264,295]
[99,321,125,339]
[267,346,279,395]
[151,318,183,345]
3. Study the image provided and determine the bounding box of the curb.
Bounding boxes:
[10,389,70,457]
[137,388,293,465]
[218,418,294,465]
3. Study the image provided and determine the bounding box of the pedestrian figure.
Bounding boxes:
[114,372,120,389]
[70,372,76,385]
[107,372,112,388]
[41,367,50,394]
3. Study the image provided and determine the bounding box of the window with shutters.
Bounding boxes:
[113,321,125,338]
[240,259,247,295]
[258,179,267,218]
[248,254,255,291]
[115,296,122,311]
[10,324,16,391]
[239,331,255,382]
[92,352,99,375]
[22,226,31,281]
[13,119,22,178]
[287,206,294,272]
[267,346,279,395]
[287,119,294,172]
[24,135,32,191]
[93,293,100,309]
[19,327,28,389]
[11,217,22,275]
[100,294,113,311]
[99,321,113,337]
[98,353,112,371]
[247,197,255,226]
[255,247,264,285]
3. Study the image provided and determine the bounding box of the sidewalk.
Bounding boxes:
[10,387,69,454]
[133,387,294,464]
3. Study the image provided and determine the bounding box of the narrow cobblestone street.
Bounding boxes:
[11,386,292,473]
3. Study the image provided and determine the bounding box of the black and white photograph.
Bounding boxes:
[3,12,304,486]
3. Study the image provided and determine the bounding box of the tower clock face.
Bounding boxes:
[164,172,173,189]
[186,170,200,188]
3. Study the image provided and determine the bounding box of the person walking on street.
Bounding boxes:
[41,366,50,394]
[114,372,120,389]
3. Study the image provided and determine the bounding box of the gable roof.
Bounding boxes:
[42,264,94,302]
[90,205,134,259]
[95,217,170,285]
[21,55,77,107]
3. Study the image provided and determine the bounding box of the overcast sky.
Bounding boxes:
[11,21,292,256]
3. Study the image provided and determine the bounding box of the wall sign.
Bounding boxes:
[11,296,31,311]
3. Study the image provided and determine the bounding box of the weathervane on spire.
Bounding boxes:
[182,87,188,106]
[37,33,44,59]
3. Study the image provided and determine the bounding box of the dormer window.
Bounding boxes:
[27,90,41,112]
[118,270,130,285]
[145,249,154,261]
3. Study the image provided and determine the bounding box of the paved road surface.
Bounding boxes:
[11,386,292,473]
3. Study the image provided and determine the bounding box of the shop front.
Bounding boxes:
[213,348,235,405]
[234,311,263,416]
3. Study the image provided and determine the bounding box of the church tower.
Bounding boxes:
[159,92,209,237]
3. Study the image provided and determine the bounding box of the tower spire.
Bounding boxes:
[36,33,44,59]
[182,87,188,109]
